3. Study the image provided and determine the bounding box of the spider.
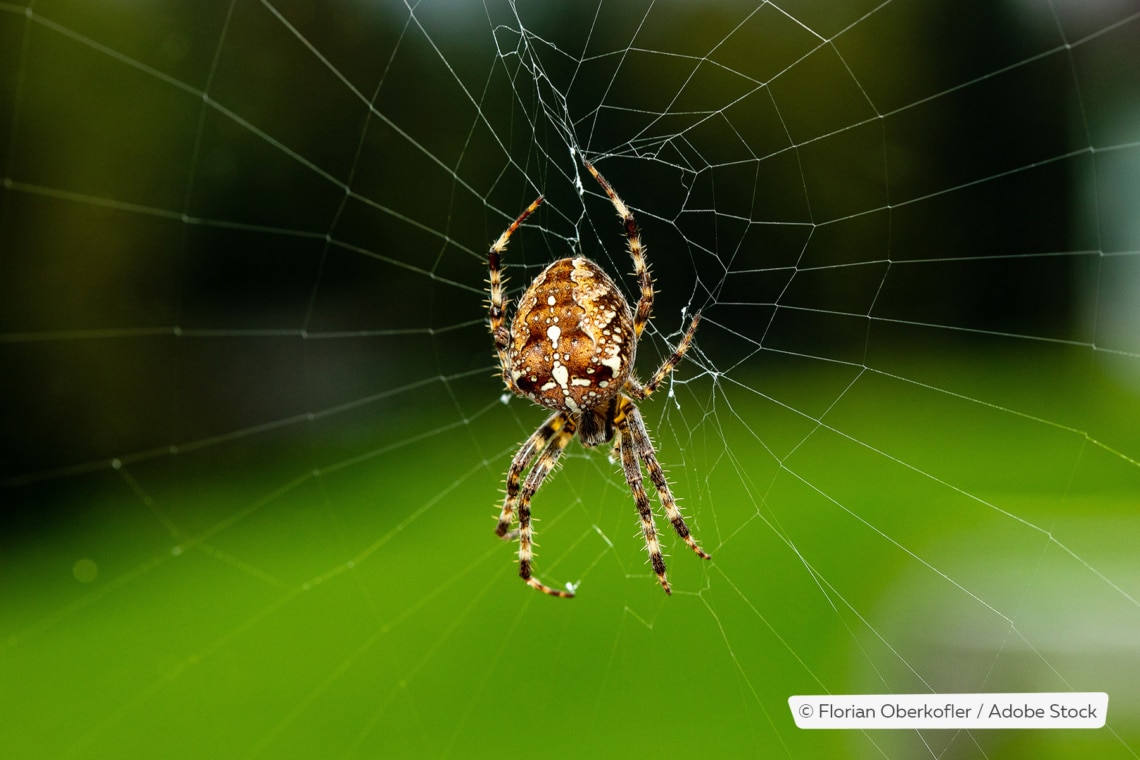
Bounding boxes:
[487,157,709,598]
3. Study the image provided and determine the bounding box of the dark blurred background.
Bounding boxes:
[2,1,1137,490]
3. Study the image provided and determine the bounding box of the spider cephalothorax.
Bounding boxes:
[487,157,709,598]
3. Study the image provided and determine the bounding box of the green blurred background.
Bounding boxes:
[2,1,1139,758]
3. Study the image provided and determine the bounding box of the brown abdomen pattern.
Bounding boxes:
[509,257,636,413]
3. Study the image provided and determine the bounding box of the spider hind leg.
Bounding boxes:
[582,159,653,341]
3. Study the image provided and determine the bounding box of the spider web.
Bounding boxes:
[2,0,1139,757]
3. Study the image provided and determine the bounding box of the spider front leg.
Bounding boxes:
[508,416,578,599]
[615,408,672,594]
[622,397,710,561]
[495,411,568,540]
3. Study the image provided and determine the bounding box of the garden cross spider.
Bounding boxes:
[487,157,709,598]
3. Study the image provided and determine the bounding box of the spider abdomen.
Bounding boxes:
[508,257,635,414]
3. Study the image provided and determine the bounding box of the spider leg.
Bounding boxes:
[607,435,621,464]
[622,397,710,562]
[514,417,578,598]
[615,407,671,594]
[488,196,543,393]
[626,311,701,401]
[495,411,568,540]
[582,159,653,341]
